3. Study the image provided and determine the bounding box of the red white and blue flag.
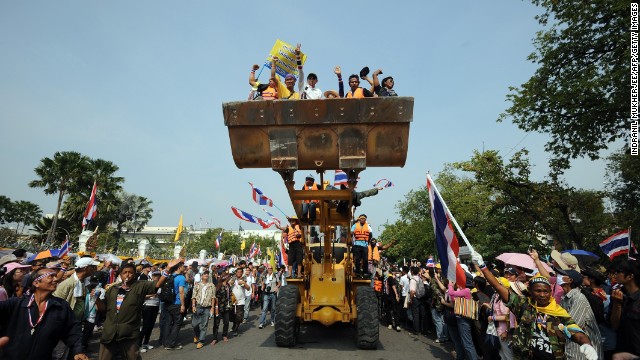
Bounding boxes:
[600,229,631,260]
[231,206,272,229]
[59,235,70,258]
[334,170,348,187]
[279,236,288,266]
[373,179,394,188]
[249,182,273,207]
[82,181,98,229]
[427,176,467,288]
[216,231,222,249]
[249,242,259,258]
[262,208,281,227]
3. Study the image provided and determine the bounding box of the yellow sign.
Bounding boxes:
[266,39,307,79]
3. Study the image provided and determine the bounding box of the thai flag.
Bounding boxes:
[600,229,631,260]
[279,236,288,266]
[249,242,258,258]
[373,179,394,188]
[82,181,98,228]
[249,182,273,207]
[426,256,435,268]
[231,207,272,229]
[59,236,70,258]
[263,208,281,227]
[427,176,467,288]
[334,170,348,187]
[216,231,222,249]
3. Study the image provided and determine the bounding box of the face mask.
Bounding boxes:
[556,276,568,286]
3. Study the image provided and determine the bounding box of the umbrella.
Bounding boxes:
[496,252,553,273]
[26,249,64,263]
[185,258,209,266]
[561,249,599,268]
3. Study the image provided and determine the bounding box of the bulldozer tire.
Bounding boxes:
[356,286,379,349]
[275,285,299,347]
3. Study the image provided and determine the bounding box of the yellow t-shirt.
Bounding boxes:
[277,81,300,100]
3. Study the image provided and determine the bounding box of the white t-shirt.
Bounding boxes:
[244,275,254,297]
[400,274,410,297]
[232,278,247,306]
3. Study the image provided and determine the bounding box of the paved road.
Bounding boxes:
[91,306,454,360]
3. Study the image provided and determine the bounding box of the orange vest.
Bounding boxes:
[368,244,380,262]
[288,225,301,243]
[346,88,364,98]
[261,86,278,100]
[303,183,320,203]
[373,279,383,292]
[354,222,371,242]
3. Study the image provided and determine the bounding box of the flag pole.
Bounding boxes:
[629,227,632,259]
[426,174,474,252]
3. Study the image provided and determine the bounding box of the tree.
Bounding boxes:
[500,0,629,176]
[112,191,153,253]
[33,216,74,245]
[61,158,124,234]
[11,200,42,234]
[606,148,640,243]
[29,151,90,243]
[454,150,612,252]
[0,195,13,224]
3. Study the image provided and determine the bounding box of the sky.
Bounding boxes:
[0,1,613,234]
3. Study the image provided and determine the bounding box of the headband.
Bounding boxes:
[529,275,551,287]
[34,271,56,282]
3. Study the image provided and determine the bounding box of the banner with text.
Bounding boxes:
[265,39,307,79]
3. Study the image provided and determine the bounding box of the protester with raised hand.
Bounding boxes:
[96,257,184,359]
[471,250,598,360]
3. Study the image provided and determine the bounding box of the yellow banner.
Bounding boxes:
[266,39,307,79]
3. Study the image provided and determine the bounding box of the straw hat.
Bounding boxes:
[550,250,581,272]
[324,90,339,98]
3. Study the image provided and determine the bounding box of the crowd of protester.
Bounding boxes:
[248,43,397,101]
[1,238,640,360]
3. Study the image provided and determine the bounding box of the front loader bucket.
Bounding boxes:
[222,97,413,171]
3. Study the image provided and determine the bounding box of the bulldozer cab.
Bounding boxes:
[222,97,413,348]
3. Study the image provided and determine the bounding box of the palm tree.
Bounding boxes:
[0,195,13,224]
[113,191,154,252]
[12,200,42,234]
[61,157,124,233]
[29,151,90,243]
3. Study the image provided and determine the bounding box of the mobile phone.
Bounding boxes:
[528,245,533,253]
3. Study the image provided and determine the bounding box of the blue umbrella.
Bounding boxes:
[561,249,599,268]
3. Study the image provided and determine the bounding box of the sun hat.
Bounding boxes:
[4,262,31,274]
[324,90,339,98]
[510,281,527,296]
[0,254,18,267]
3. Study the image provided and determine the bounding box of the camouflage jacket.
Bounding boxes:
[505,291,576,360]
[430,281,445,312]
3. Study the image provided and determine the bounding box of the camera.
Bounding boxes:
[266,286,272,293]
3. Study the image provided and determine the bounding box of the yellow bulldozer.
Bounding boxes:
[222,97,413,348]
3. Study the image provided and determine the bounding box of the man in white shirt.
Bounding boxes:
[243,268,254,323]
[230,268,249,335]
[399,266,411,327]
[295,44,323,99]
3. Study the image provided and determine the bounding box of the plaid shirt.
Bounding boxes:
[192,282,215,307]
[561,288,603,360]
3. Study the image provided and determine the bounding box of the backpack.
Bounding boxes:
[412,277,426,299]
[580,287,605,324]
[158,275,176,304]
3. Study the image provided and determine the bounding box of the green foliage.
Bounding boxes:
[29,151,91,242]
[0,195,12,224]
[500,0,629,176]
[382,149,614,263]
[11,200,42,234]
[606,149,640,243]
[61,158,125,234]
